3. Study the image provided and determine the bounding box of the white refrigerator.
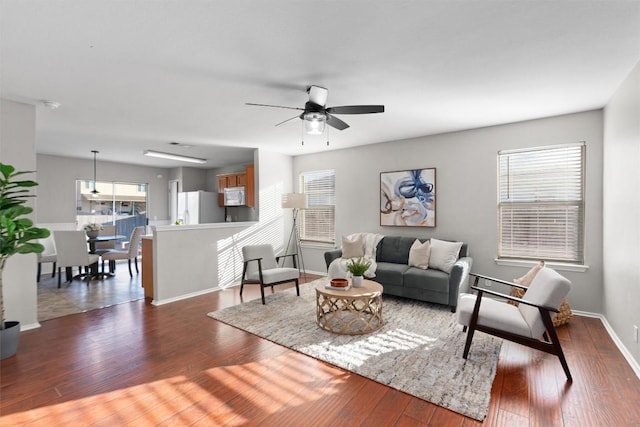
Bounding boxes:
[177,191,222,224]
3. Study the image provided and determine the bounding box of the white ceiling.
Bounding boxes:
[2,1,639,169]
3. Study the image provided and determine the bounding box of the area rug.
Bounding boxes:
[208,281,502,421]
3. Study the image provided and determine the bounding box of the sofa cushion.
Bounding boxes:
[403,267,450,292]
[342,235,365,258]
[408,239,431,269]
[429,238,463,273]
[376,236,421,264]
[373,262,409,287]
[457,294,532,337]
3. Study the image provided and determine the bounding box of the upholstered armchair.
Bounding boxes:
[457,267,573,381]
[241,244,300,304]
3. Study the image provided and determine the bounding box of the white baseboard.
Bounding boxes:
[573,310,640,379]
[19,322,41,331]
[151,286,221,306]
[303,270,327,277]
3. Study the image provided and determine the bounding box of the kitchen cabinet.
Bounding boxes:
[245,164,255,207]
[217,165,255,207]
[141,237,154,299]
[218,174,238,191]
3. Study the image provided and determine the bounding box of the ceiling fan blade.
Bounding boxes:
[326,114,350,131]
[245,103,304,111]
[307,85,328,107]
[274,115,300,127]
[326,105,385,114]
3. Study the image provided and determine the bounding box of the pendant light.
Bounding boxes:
[91,150,99,195]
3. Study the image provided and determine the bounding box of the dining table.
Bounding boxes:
[87,234,126,254]
[86,234,126,279]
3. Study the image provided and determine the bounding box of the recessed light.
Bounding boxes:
[41,100,61,110]
[169,142,193,149]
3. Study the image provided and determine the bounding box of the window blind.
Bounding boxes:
[498,143,585,263]
[299,170,335,244]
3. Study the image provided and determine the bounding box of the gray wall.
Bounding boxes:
[294,110,604,315]
[36,154,170,224]
[603,60,640,363]
[177,166,208,192]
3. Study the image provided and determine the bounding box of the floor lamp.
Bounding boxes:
[282,193,307,279]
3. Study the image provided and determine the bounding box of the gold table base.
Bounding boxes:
[315,279,383,335]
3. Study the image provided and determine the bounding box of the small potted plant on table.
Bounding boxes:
[84,223,103,239]
[345,257,372,288]
[0,163,50,359]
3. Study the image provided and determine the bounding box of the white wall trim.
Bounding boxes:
[151,286,221,306]
[304,269,327,277]
[495,258,590,273]
[574,310,640,379]
[19,322,41,331]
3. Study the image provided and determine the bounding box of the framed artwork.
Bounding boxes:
[380,168,436,227]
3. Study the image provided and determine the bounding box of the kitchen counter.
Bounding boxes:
[145,221,255,305]
[153,221,256,232]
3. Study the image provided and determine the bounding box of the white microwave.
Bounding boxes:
[223,187,246,206]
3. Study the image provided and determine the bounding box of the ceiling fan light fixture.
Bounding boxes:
[303,112,326,135]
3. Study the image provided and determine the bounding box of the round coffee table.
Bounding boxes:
[315,278,384,335]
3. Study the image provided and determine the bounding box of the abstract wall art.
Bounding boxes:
[380,168,436,227]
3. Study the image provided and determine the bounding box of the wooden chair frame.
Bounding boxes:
[462,272,572,382]
[240,253,300,304]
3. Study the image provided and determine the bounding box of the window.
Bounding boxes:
[498,143,585,263]
[76,180,148,243]
[299,169,335,244]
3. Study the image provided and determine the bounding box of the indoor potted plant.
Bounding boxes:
[345,257,372,288]
[0,163,50,359]
[84,223,103,238]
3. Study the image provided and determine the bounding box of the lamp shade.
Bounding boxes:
[282,193,307,209]
[303,113,326,135]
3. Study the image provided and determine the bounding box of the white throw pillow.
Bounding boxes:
[342,235,365,259]
[429,238,463,273]
[408,239,431,269]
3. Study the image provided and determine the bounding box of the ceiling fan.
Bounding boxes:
[246,85,384,135]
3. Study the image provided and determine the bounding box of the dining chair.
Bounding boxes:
[37,234,57,282]
[93,225,116,255]
[53,230,100,287]
[241,244,300,304]
[101,226,145,277]
[93,224,116,274]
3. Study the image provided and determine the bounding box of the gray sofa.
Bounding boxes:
[324,236,473,312]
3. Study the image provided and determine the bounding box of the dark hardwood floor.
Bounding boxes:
[1,273,639,426]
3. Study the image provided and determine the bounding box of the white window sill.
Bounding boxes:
[301,242,336,250]
[495,258,589,273]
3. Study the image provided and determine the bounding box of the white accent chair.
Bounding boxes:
[53,230,100,287]
[457,267,573,381]
[241,244,300,304]
[101,226,144,277]
[37,234,57,282]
